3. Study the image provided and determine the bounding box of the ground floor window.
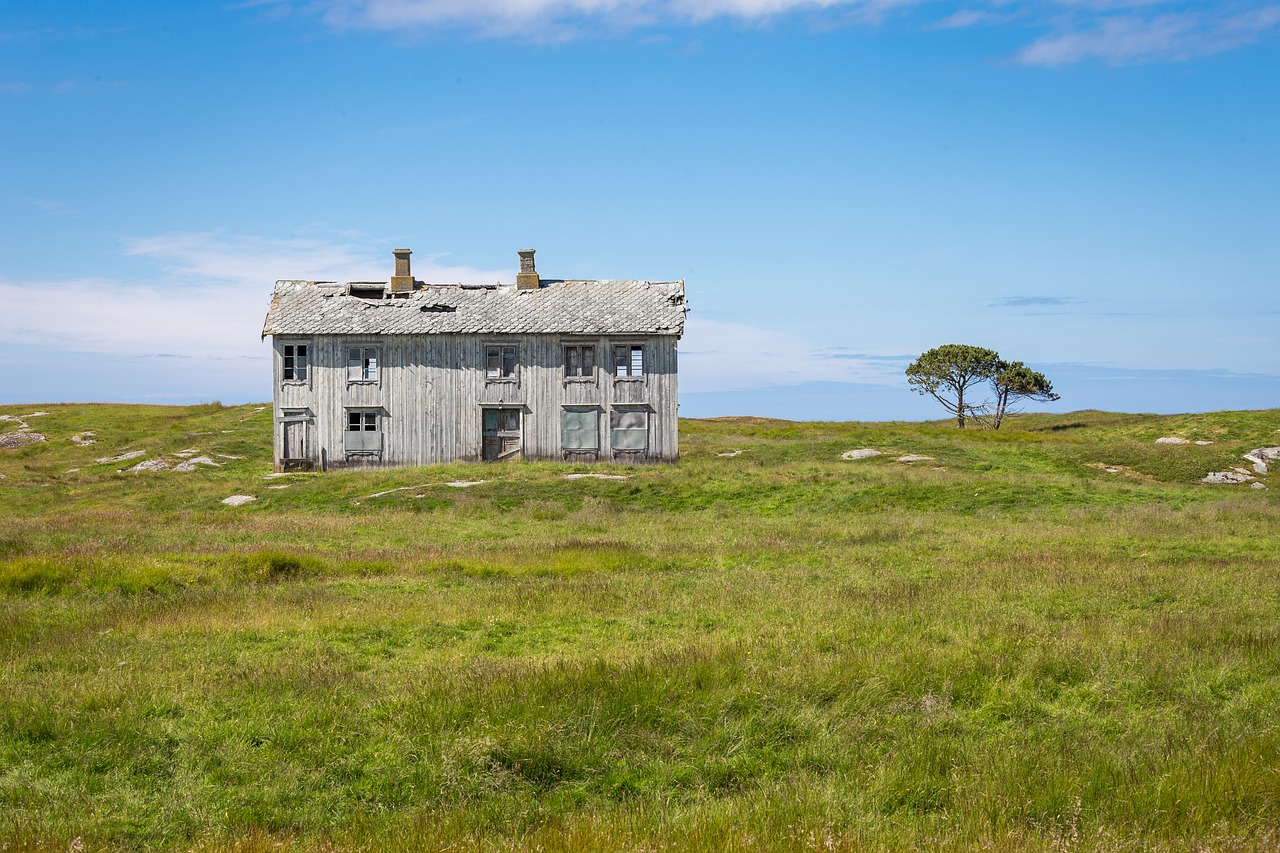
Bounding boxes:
[344,410,381,452]
[610,408,649,452]
[561,407,600,451]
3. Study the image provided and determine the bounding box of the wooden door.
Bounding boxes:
[482,408,522,460]
[283,420,308,460]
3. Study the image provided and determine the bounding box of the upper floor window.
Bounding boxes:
[564,344,595,379]
[283,344,308,381]
[486,345,518,380]
[347,347,378,382]
[614,344,644,378]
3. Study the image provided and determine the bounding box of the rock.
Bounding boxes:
[96,450,146,464]
[1195,440,1214,446]
[71,432,98,446]
[127,460,169,472]
[1156,437,1190,445]
[897,455,934,463]
[1244,447,1280,475]
[564,473,629,480]
[0,432,46,448]
[1201,471,1255,484]
[173,456,220,472]
[715,450,746,457]
[221,495,256,506]
[445,480,487,488]
[1251,482,1267,490]
[841,449,881,460]
[174,449,200,458]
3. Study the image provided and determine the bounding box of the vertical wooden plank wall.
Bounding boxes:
[272,333,679,469]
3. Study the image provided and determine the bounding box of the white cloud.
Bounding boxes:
[0,231,512,362]
[311,0,1280,65]
[322,0,909,34]
[680,315,908,393]
[1018,5,1280,65]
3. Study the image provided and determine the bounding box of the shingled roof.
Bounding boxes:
[262,278,687,338]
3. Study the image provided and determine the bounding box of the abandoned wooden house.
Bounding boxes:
[261,248,686,470]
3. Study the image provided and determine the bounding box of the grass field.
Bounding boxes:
[2,402,1278,851]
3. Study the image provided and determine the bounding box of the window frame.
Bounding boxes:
[613,343,645,379]
[560,406,601,452]
[343,409,382,454]
[281,342,310,383]
[563,343,597,380]
[346,346,380,383]
[485,343,519,382]
[610,406,649,453]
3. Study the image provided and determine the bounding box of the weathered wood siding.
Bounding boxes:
[271,334,678,470]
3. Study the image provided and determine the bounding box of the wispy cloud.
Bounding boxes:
[680,316,910,393]
[1018,5,1280,65]
[9,195,77,217]
[320,0,918,36]
[995,295,1085,308]
[296,0,1280,64]
[0,230,512,363]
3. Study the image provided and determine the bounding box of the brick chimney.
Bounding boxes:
[516,248,539,290]
[390,248,414,294]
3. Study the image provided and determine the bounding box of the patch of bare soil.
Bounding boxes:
[1086,462,1155,481]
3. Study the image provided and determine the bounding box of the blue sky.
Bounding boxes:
[2,0,1277,420]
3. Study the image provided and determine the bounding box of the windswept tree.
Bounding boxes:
[905,344,1001,428]
[985,361,1060,429]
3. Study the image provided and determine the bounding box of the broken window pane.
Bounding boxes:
[614,344,644,377]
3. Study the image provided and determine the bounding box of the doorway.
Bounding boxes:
[482,407,522,460]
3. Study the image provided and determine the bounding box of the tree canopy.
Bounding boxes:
[905,346,1059,428]
[986,361,1060,429]
[904,344,1001,428]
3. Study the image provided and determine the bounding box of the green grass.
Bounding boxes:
[2,402,1279,851]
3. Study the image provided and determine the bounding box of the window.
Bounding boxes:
[344,410,381,452]
[564,344,596,379]
[561,408,600,451]
[610,408,648,452]
[486,345,518,380]
[347,347,378,382]
[613,344,644,377]
[283,344,308,381]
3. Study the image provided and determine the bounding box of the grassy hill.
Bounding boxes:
[2,402,1278,851]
